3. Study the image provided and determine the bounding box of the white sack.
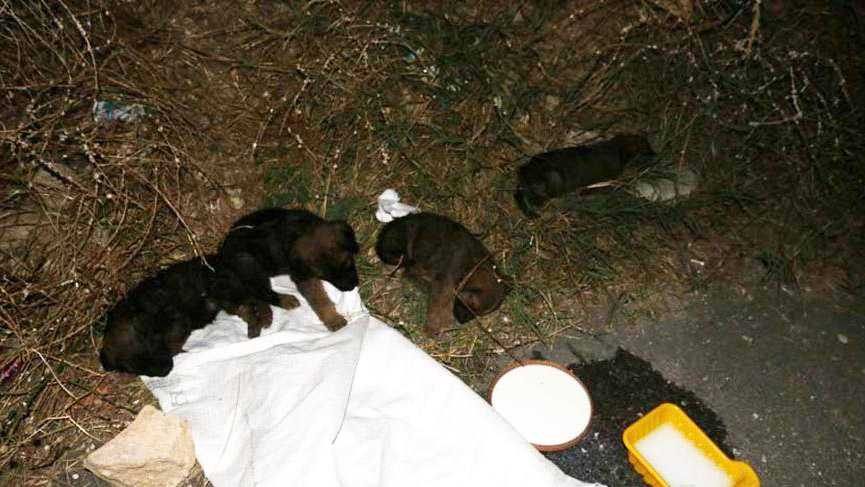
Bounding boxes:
[143,276,603,487]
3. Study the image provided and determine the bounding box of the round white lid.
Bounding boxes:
[490,362,592,449]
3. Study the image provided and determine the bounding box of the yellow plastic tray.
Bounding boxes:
[623,403,760,487]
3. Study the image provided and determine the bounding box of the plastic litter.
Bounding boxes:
[93,100,146,122]
[375,189,419,223]
[0,357,23,384]
[630,167,699,202]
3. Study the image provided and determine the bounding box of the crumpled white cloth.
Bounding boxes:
[375,189,419,223]
[142,276,604,487]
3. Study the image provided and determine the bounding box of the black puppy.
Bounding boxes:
[218,208,360,331]
[99,255,299,377]
[211,252,303,339]
[99,257,223,377]
[515,134,655,217]
[376,212,511,337]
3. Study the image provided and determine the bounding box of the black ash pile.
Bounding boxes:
[545,348,733,486]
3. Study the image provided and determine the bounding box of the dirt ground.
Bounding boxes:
[1,0,864,484]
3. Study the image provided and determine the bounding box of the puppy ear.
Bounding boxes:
[133,330,177,376]
[375,221,409,265]
[453,296,477,324]
[333,220,359,254]
[456,288,483,317]
[287,250,314,281]
[132,351,174,377]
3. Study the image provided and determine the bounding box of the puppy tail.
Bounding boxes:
[375,219,409,265]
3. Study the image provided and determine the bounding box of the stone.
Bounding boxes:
[562,129,602,147]
[0,210,39,252]
[544,95,561,112]
[229,194,245,210]
[227,188,245,210]
[30,164,78,211]
[84,405,196,487]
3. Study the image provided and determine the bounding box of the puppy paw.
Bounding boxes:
[424,307,453,339]
[237,303,273,338]
[422,324,445,339]
[423,316,453,339]
[247,325,262,338]
[278,294,301,310]
[323,313,348,331]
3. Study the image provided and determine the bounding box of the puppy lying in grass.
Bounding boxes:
[375,212,510,337]
[514,134,655,218]
[98,256,267,377]
[219,208,359,331]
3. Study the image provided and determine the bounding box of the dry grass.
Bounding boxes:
[1,0,862,484]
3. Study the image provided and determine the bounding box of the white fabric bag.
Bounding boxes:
[143,277,603,487]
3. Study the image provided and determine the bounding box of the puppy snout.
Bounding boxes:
[332,270,359,291]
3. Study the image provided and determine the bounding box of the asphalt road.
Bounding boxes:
[512,285,865,486]
[613,287,865,486]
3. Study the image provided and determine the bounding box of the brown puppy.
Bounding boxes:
[376,212,510,337]
[515,134,655,217]
[218,208,359,331]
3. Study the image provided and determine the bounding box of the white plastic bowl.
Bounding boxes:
[489,360,593,452]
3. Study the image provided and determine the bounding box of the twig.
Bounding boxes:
[31,349,77,400]
[137,172,208,263]
[117,193,159,271]
[43,414,99,442]
[748,67,803,127]
[744,0,762,57]
[56,0,99,97]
